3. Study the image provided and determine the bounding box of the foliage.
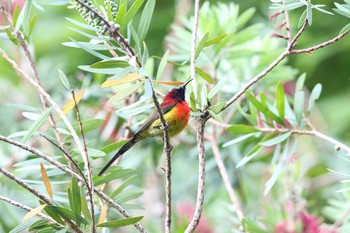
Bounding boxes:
[0,0,350,233]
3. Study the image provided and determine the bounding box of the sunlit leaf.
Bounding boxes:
[195,32,209,58]
[108,83,142,103]
[207,76,228,99]
[152,80,184,86]
[223,133,257,147]
[307,2,313,25]
[40,163,53,199]
[125,0,145,25]
[259,132,291,147]
[97,216,143,228]
[298,10,307,28]
[29,15,37,35]
[71,119,104,135]
[138,0,155,44]
[23,107,52,143]
[98,204,108,226]
[208,110,223,122]
[204,33,227,47]
[91,60,129,69]
[101,140,128,154]
[94,168,136,186]
[195,67,214,84]
[23,204,47,221]
[101,74,144,87]
[62,89,85,115]
[339,22,350,34]
[226,125,260,134]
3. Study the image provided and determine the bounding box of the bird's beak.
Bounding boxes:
[182,79,193,89]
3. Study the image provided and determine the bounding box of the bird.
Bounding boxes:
[98,79,192,176]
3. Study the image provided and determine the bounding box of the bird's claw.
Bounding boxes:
[160,123,169,130]
[166,145,173,153]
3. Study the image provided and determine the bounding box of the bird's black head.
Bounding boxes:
[165,79,192,102]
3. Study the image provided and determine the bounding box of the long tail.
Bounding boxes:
[98,135,141,176]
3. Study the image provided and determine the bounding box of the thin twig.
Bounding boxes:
[0,134,148,232]
[185,117,206,233]
[71,90,96,233]
[208,136,244,224]
[0,195,60,227]
[0,48,88,185]
[259,128,350,155]
[290,30,349,54]
[0,168,82,233]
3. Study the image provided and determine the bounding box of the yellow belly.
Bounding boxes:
[141,106,189,138]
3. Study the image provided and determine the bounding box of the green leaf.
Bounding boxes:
[223,133,257,148]
[29,15,37,36]
[339,22,350,34]
[236,147,261,168]
[296,73,306,91]
[66,18,98,31]
[156,50,169,81]
[189,92,197,112]
[23,107,52,143]
[138,0,155,44]
[58,69,71,90]
[80,194,92,223]
[78,65,124,74]
[115,4,126,29]
[62,41,119,51]
[226,125,260,134]
[195,67,214,84]
[115,189,143,203]
[46,206,88,225]
[71,39,110,60]
[208,110,223,122]
[236,8,255,28]
[94,168,136,186]
[90,60,129,69]
[307,2,313,26]
[246,92,284,125]
[207,76,228,99]
[13,5,20,27]
[298,9,307,28]
[71,119,104,136]
[204,33,227,47]
[70,177,81,215]
[9,218,38,233]
[5,28,18,45]
[307,83,322,114]
[110,175,138,198]
[259,132,291,147]
[98,216,143,228]
[210,101,226,113]
[195,32,209,58]
[15,0,30,32]
[44,205,65,225]
[294,90,304,125]
[125,0,145,25]
[87,148,106,158]
[101,140,128,154]
[108,82,142,103]
[276,82,285,120]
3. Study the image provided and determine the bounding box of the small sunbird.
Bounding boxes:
[98,79,192,175]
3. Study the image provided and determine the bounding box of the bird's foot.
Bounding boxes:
[165,145,173,153]
[160,123,169,130]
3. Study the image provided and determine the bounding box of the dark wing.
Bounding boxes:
[134,103,176,135]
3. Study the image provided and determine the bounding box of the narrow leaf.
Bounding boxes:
[246,92,284,125]
[108,83,142,103]
[207,76,228,99]
[101,74,143,87]
[71,119,104,135]
[58,69,71,90]
[296,73,306,91]
[40,163,53,199]
[91,60,129,69]
[204,33,227,47]
[339,22,350,35]
[98,204,108,225]
[307,2,313,25]
[227,125,260,134]
[23,107,52,143]
[276,82,285,120]
[98,216,143,228]
[110,175,138,198]
[101,140,128,154]
[23,204,47,221]
[94,168,136,186]
[29,15,37,35]
[195,67,214,84]
[138,0,155,44]
[46,206,88,225]
[223,133,257,147]
[236,148,261,168]
[69,178,81,215]
[62,89,85,115]
[125,0,145,25]
[208,110,223,122]
[259,132,291,147]
[298,10,307,28]
[294,90,304,125]
[152,80,184,86]
[156,50,169,81]
[195,32,209,58]
[308,83,322,114]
